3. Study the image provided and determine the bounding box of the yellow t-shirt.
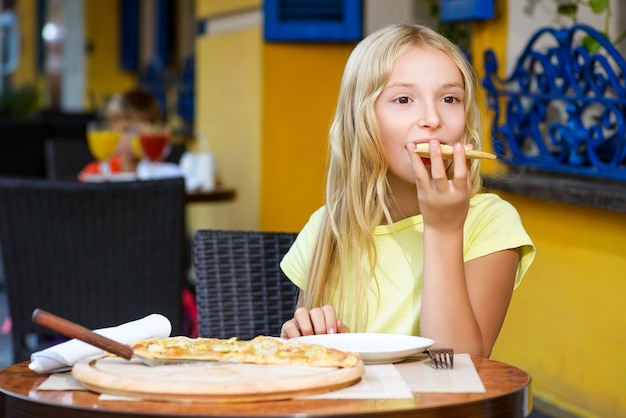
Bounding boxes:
[280,193,535,335]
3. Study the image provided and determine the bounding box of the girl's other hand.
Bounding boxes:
[280,304,350,338]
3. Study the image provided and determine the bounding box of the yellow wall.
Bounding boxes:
[473,1,626,417]
[12,0,38,88]
[193,2,355,234]
[84,0,136,110]
[492,195,626,418]
[261,43,355,232]
[471,0,507,174]
[190,0,262,232]
[196,0,259,17]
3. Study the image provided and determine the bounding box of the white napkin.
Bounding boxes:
[29,314,171,374]
[178,152,215,191]
[136,160,202,191]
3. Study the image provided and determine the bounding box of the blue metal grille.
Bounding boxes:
[482,24,626,182]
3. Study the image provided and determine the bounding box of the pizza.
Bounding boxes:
[130,335,361,368]
[414,143,497,160]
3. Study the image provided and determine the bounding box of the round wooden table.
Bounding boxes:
[185,186,236,203]
[0,357,531,417]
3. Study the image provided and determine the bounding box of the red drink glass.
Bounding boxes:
[140,132,169,161]
[138,124,171,178]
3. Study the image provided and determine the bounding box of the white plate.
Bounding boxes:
[293,333,434,364]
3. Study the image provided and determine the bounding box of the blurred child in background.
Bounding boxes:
[80,87,162,177]
[80,88,198,336]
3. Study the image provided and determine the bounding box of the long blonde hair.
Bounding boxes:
[302,23,485,330]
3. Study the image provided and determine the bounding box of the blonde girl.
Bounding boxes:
[280,23,535,357]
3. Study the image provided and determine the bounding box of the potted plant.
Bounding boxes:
[556,0,626,51]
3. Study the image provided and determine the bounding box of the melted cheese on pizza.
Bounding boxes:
[131,335,360,368]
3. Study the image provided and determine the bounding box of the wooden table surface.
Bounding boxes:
[0,357,531,418]
[185,186,236,203]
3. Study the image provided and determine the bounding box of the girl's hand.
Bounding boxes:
[280,304,350,338]
[407,140,471,231]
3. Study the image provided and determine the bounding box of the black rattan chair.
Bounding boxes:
[0,177,186,362]
[44,138,93,180]
[0,121,46,178]
[45,140,185,180]
[192,230,299,339]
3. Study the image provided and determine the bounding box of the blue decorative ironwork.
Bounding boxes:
[482,24,626,182]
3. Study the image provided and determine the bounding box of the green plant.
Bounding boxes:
[0,85,39,120]
[419,0,471,49]
[557,0,626,51]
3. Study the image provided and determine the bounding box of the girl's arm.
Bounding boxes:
[409,141,517,357]
[463,249,518,354]
[421,225,518,357]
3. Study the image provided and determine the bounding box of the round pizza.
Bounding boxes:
[130,335,361,368]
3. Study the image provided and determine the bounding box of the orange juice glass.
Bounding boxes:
[87,121,121,179]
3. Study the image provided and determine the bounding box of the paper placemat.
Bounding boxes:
[36,353,484,400]
[37,372,85,391]
[301,364,413,399]
[395,353,486,393]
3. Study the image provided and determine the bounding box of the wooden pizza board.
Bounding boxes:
[72,356,365,403]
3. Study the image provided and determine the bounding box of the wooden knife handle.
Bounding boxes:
[32,308,134,360]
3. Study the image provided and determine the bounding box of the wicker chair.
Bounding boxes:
[44,138,93,180]
[192,230,299,340]
[0,121,46,178]
[0,177,186,362]
[44,140,186,181]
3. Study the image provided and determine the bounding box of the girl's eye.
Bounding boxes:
[394,96,411,104]
[442,96,460,104]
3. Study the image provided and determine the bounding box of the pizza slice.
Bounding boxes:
[414,143,497,160]
[130,335,361,368]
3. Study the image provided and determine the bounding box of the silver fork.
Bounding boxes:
[427,348,454,369]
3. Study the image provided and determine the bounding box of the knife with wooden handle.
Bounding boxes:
[32,308,222,366]
[32,308,134,359]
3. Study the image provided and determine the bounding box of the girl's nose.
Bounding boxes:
[416,103,441,129]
